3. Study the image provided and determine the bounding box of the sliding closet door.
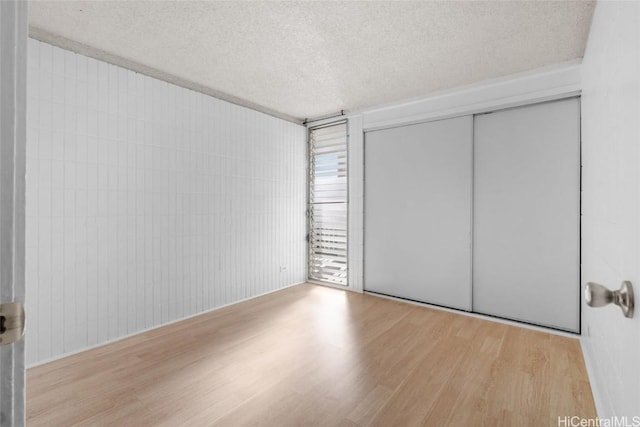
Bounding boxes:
[473,98,580,331]
[364,116,472,310]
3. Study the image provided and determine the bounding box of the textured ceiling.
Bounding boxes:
[28,1,595,122]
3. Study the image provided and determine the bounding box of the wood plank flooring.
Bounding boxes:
[27,283,596,426]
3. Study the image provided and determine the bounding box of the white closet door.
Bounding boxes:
[364,116,472,310]
[473,98,580,332]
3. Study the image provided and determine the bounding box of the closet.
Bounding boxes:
[365,116,473,311]
[364,97,580,332]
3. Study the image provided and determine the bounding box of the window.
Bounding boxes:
[308,122,348,286]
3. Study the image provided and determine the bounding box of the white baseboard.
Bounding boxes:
[580,338,611,418]
[365,291,580,339]
[27,281,307,369]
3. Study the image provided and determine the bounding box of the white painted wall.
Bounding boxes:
[24,39,307,366]
[347,116,364,293]
[580,1,640,418]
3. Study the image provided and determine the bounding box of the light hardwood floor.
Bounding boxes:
[27,283,596,426]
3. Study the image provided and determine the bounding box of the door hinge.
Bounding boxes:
[0,303,25,345]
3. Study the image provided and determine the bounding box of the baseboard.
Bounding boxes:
[365,291,581,339]
[580,338,611,418]
[27,281,307,369]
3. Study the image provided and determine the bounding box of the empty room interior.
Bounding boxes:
[1,0,639,425]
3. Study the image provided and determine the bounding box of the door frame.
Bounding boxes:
[0,0,28,425]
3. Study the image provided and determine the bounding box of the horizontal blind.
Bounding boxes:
[309,122,348,286]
